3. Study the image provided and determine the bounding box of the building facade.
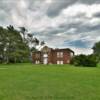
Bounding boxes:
[32,46,74,64]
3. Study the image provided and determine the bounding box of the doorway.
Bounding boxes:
[43,54,48,64]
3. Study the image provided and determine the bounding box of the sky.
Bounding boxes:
[0,0,100,55]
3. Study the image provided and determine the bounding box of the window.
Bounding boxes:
[35,60,40,64]
[57,61,63,65]
[61,61,63,65]
[57,52,60,58]
[67,60,70,64]
[57,61,60,64]
[70,52,74,57]
[60,52,63,58]
[57,52,63,58]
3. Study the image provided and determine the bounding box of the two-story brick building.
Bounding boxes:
[32,46,74,64]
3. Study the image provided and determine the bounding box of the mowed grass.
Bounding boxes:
[0,64,100,100]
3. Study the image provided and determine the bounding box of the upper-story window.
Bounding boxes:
[60,52,63,58]
[70,52,74,57]
[57,52,60,58]
[57,52,63,58]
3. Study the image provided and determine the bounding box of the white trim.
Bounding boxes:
[57,61,63,65]
[61,61,63,65]
[57,61,60,64]
[57,52,63,58]
[35,60,40,64]
[43,58,48,64]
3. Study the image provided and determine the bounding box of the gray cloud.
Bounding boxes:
[93,12,100,18]
[78,0,100,4]
[0,0,100,54]
[46,0,100,17]
[46,0,76,17]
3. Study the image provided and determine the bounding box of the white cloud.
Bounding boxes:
[45,0,52,4]
[0,0,100,55]
[62,4,100,18]
[72,47,93,55]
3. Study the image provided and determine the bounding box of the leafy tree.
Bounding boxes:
[92,41,100,54]
[19,27,40,49]
[71,54,97,67]
[0,25,30,63]
[0,26,7,63]
[19,27,27,42]
[0,25,45,64]
[19,27,45,52]
[92,41,100,62]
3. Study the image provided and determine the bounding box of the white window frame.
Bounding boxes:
[67,60,70,63]
[57,52,63,58]
[35,60,40,64]
[61,61,63,65]
[60,52,63,58]
[57,61,60,64]
[57,61,63,65]
[70,52,74,57]
[57,52,60,58]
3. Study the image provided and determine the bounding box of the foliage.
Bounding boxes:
[19,27,45,52]
[0,25,30,63]
[92,41,100,63]
[71,54,97,67]
[0,25,45,64]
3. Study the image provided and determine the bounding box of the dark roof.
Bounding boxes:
[52,48,74,53]
[33,46,74,54]
[32,51,41,53]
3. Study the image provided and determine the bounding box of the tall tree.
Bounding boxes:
[19,27,40,51]
[92,41,100,62]
[19,27,27,42]
[0,26,7,63]
[0,25,45,63]
[0,25,30,63]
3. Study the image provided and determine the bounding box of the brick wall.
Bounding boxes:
[32,48,74,64]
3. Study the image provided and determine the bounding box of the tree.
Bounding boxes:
[71,54,97,67]
[19,27,45,51]
[40,41,45,48]
[19,27,40,49]
[92,41,100,62]
[0,26,7,63]
[0,25,30,63]
[0,25,45,63]
[19,27,27,42]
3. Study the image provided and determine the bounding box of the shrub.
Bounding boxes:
[71,54,97,67]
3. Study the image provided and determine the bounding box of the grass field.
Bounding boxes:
[0,63,100,100]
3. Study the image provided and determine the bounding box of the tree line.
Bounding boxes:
[71,41,100,67]
[0,25,100,66]
[0,25,45,63]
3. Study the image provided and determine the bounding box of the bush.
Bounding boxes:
[71,54,97,67]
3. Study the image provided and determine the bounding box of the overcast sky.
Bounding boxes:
[0,0,100,55]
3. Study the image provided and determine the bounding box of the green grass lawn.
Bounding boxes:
[0,63,100,100]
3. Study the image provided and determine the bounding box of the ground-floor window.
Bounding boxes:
[57,61,63,64]
[35,60,40,64]
[57,61,60,64]
[67,60,70,63]
[61,61,63,64]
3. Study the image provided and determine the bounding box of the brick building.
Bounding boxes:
[32,46,74,64]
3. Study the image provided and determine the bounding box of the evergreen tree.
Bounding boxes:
[0,25,45,63]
